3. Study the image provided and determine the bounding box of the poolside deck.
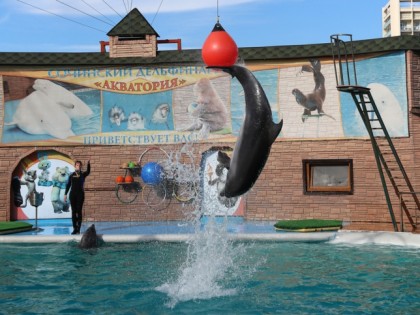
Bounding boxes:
[0,219,419,247]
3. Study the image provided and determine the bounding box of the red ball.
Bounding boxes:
[116,175,125,183]
[124,175,134,183]
[202,22,238,67]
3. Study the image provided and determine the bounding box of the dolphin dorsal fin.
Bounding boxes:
[269,119,283,144]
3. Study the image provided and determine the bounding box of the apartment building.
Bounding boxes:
[383,0,420,36]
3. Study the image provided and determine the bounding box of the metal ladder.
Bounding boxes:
[330,34,419,232]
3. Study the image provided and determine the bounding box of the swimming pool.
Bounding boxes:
[3,218,419,246]
[1,239,419,314]
[13,217,280,236]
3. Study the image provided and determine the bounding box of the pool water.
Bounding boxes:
[1,241,419,314]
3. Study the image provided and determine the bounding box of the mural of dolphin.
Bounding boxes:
[213,65,283,198]
[79,224,101,249]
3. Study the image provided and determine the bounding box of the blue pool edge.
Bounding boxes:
[0,231,419,247]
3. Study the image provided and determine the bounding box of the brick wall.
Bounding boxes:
[410,50,420,109]
[1,135,417,231]
[3,76,35,102]
[246,137,417,231]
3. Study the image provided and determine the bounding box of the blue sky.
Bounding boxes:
[0,0,386,52]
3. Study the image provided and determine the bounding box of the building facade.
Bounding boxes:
[383,0,420,37]
[1,10,420,232]
[0,36,420,230]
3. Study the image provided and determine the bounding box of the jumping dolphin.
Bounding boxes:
[212,65,283,198]
[79,224,101,249]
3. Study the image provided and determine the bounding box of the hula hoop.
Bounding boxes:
[139,147,171,209]
[169,145,198,203]
[174,180,197,203]
[141,181,169,210]
[115,182,141,204]
[138,146,170,168]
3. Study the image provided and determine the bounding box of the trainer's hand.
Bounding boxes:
[63,195,67,203]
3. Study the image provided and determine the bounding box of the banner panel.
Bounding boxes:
[0,52,408,146]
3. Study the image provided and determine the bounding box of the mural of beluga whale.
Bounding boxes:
[5,79,93,139]
[32,79,93,118]
[358,83,406,137]
[211,65,283,198]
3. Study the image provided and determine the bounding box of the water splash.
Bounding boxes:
[156,136,258,308]
[156,220,246,308]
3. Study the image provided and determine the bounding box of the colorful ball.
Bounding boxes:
[124,175,134,183]
[141,162,163,185]
[116,175,125,183]
[202,22,238,67]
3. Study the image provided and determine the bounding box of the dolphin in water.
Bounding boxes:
[79,224,101,249]
[212,65,283,198]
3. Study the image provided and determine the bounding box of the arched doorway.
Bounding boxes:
[11,149,74,221]
[200,146,245,217]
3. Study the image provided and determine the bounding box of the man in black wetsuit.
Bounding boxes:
[64,160,90,235]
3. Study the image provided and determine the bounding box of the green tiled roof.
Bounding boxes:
[107,8,159,37]
[239,35,420,60]
[0,36,419,67]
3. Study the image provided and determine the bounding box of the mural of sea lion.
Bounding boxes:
[184,78,228,134]
[109,105,126,127]
[152,103,170,127]
[212,65,283,198]
[127,112,146,131]
[292,59,334,122]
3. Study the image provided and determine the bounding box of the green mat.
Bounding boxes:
[0,222,33,235]
[274,219,343,232]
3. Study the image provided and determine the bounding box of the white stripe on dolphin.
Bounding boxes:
[213,65,283,198]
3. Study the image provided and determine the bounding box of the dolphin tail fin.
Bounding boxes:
[269,119,283,144]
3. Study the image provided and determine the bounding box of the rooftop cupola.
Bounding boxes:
[106,8,159,58]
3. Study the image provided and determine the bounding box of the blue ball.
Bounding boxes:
[141,162,163,185]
